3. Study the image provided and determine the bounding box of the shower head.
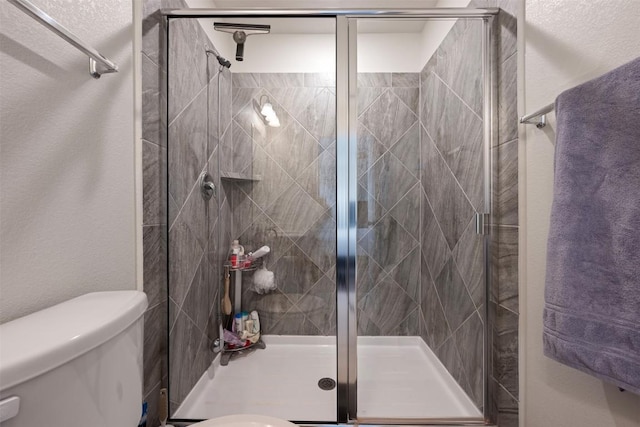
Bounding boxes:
[205,49,231,69]
[213,22,271,61]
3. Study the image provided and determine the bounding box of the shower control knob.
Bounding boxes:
[199,171,216,201]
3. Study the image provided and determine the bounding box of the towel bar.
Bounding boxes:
[520,103,555,128]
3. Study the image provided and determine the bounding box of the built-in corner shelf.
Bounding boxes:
[220,171,262,182]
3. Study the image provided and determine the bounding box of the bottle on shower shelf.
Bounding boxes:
[229,239,244,268]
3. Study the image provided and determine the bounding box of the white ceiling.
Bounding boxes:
[188,0,444,9]
[186,0,470,34]
[205,17,438,34]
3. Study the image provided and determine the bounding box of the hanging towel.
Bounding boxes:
[543,57,640,394]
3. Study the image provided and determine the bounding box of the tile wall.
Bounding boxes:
[418,18,486,409]
[356,73,422,336]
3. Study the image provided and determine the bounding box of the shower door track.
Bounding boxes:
[162,8,498,426]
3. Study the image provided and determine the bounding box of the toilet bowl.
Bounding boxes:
[190,414,298,427]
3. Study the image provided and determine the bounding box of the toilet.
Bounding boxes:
[190,414,298,427]
[0,291,147,426]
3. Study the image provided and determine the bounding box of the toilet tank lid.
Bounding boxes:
[0,291,148,391]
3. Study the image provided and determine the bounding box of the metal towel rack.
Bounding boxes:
[520,102,555,129]
[7,0,118,78]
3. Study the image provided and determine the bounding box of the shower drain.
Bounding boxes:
[318,377,336,391]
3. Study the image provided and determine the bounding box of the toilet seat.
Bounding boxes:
[190,414,298,427]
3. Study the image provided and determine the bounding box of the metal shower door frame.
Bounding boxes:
[162,8,497,426]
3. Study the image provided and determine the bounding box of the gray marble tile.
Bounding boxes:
[219,68,233,138]
[272,245,324,304]
[358,275,417,333]
[357,122,386,179]
[143,302,167,395]
[357,87,387,117]
[434,257,476,333]
[229,183,260,238]
[263,183,326,239]
[265,120,322,180]
[191,333,213,389]
[356,254,386,305]
[389,184,420,238]
[358,308,381,336]
[453,217,485,309]
[181,255,209,335]
[492,226,518,313]
[296,210,336,273]
[260,73,304,88]
[357,186,387,242]
[142,54,161,145]
[143,140,165,226]
[434,19,483,116]
[296,275,336,335]
[434,336,472,397]
[269,309,323,335]
[421,127,475,250]
[304,72,336,88]
[358,73,391,87]
[219,124,234,176]
[243,144,294,210]
[499,53,518,145]
[141,0,162,66]
[243,290,293,333]
[297,150,336,211]
[237,211,295,267]
[294,89,336,150]
[392,87,420,115]
[227,121,254,175]
[421,189,452,280]
[360,214,418,273]
[232,87,262,118]
[168,19,209,123]
[494,304,518,398]
[359,152,416,211]
[420,256,450,349]
[454,311,484,408]
[266,87,322,118]
[388,246,421,303]
[169,308,202,404]
[492,139,518,226]
[386,308,421,336]
[498,0,518,63]
[177,179,209,251]
[168,88,208,209]
[390,122,420,179]
[392,72,420,87]
[360,90,418,149]
[421,72,484,210]
[143,225,167,308]
[168,213,205,308]
[232,73,260,88]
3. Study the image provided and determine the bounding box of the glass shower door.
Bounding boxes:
[348,16,490,422]
[166,16,339,423]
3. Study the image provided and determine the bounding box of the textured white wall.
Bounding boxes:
[521,0,640,425]
[0,0,137,323]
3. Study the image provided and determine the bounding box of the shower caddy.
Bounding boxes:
[214,261,266,366]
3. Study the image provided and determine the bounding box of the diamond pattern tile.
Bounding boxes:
[359,90,418,148]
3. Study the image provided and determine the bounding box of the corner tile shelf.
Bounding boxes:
[220,171,262,182]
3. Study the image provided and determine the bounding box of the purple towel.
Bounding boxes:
[543,57,640,394]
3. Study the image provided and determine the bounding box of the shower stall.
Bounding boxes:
[163,7,497,425]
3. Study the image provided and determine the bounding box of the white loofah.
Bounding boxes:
[252,264,276,294]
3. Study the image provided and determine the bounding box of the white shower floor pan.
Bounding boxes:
[174,335,481,422]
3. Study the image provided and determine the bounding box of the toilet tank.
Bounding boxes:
[0,291,148,427]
